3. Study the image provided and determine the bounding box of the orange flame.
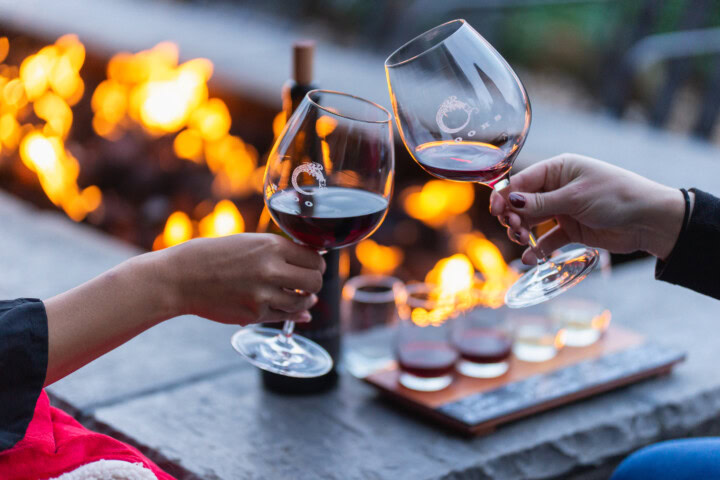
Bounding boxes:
[198,200,245,238]
[162,211,193,248]
[460,232,518,308]
[94,42,257,198]
[1,35,99,222]
[355,239,404,275]
[402,180,474,228]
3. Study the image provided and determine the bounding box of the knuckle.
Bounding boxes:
[256,289,272,305]
[263,262,284,284]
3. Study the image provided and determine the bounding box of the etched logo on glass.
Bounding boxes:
[291,163,326,207]
[435,96,479,134]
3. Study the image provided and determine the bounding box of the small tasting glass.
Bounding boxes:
[394,283,458,392]
[546,247,612,347]
[451,305,512,378]
[509,312,565,362]
[341,275,403,332]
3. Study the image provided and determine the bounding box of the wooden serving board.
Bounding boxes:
[362,326,685,435]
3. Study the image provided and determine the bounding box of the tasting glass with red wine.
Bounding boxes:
[385,19,598,308]
[395,283,459,391]
[232,90,394,377]
[451,306,512,378]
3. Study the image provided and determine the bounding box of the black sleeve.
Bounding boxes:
[656,189,720,299]
[0,298,48,452]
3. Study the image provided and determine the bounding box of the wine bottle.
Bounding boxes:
[261,41,341,393]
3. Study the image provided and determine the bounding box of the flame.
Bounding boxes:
[0,37,8,64]
[19,131,101,221]
[355,239,403,275]
[407,233,518,326]
[162,211,193,248]
[460,232,518,308]
[403,180,474,227]
[92,42,262,248]
[272,111,286,138]
[198,200,244,237]
[315,115,337,138]
[406,254,476,327]
[0,35,98,222]
[425,254,475,296]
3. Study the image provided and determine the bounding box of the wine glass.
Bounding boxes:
[385,19,598,309]
[231,90,394,377]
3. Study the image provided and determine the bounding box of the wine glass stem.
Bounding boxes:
[282,320,295,338]
[277,249,325,343]
[527,232,548,266]
[491,177,549,266]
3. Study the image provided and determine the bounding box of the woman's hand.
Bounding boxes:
[158,233,325,326]
[489,154,688,264]
[44,233,324,385]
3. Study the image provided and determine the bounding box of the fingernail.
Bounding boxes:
[509,193,526,208]
[310,294,318,305]
[297,311,311,323]
[514,231,522,241]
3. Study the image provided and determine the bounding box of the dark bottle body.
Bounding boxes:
[261,56,341,393]
[283,80,315,120]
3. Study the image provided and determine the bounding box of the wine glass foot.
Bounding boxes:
[399,373,453,391]
[231,327,333,378]
[505,247,599,309]
[456,360,509,378]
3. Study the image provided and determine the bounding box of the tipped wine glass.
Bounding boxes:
[231,90,394,377]
[385,19,598,309]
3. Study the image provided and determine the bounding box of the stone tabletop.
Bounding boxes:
[87,259,720,480]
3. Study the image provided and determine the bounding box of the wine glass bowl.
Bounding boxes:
[385,19,598,309]
[385,19,530,188]
[232,90,394,377]
[265,90,393,252]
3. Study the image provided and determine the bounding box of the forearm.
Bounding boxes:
[43,251,177,385]
[654,188,720,299]
[640,186,693,261]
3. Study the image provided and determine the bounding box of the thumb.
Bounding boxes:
[507,189,570,219]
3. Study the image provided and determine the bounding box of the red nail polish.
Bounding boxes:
[509,193,526,208]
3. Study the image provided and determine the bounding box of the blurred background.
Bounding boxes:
[0,0,719,291]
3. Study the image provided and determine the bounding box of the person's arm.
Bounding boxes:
[44,233,324,386]
[0,299,47,451]
[489,154,720,299]
[654,188,720,299]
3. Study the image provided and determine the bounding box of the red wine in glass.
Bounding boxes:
[268,186,389,251]
[413,140,519,186]
[454,328,512,364]
[396,341,458,378]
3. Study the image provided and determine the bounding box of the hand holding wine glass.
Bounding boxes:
[489,153,689,264]
[232,89,394,377]
[385,19,599,308]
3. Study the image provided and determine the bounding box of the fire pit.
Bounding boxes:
[0,32,521,293]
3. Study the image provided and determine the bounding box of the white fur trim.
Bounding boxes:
[48,459,158,480]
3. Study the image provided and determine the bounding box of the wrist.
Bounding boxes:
[640,186,687,261]
[131,250,184,322]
